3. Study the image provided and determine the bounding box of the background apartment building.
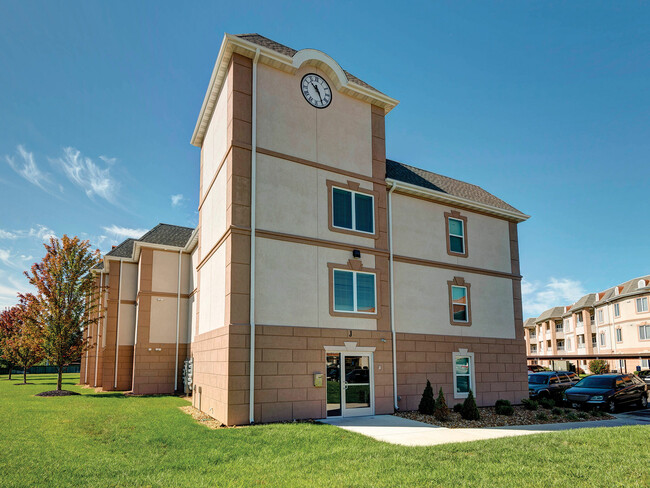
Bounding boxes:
[82,33,530,425]
[525,276,650,373]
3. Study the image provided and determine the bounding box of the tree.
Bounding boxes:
[1,300,44,384]
[0,306,21,380]
[433,387,450,421]
[418,380,435,415]
[22,235,101,391]
[588,359,609,375]
[461,389,480,421]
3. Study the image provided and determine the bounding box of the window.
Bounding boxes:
[555,321,563,332]
[530,344,537,353]
[452,350,474,399]
[591,334,597,348]
[616,328,623,342]
[642,359,650,369]
[530,330,536,338]
[445,210,468,257]
[564,319,571,332]
[448,277,472,325]
[614,303,620,317]
[576,314,584,325]
[332,269,376,314]
[557,339,564,351]
[599,332,606,347]
[577,335,585,348]
[565,337,572,351]
[331,186,374,233]
[636,297,648,313]
[619,360,626,373]
[598,309,604,324]
[640,325,650,340]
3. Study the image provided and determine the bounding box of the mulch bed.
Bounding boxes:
[396,405,614,428]
[35,390,81,397]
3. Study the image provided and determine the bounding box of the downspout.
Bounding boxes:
[388,183,398,411]
[84,290,90,384]
[174,249,182,392]
[114,259,123,389]
[94,271,103,387]
[249,47,260,424]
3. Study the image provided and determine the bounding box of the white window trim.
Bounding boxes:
[451,285,469,323]
[636,297,648,313]
[615,328,623,343]
[614,303,620,317]
[599,332,606,347]
[642,359,650,369]
[640,325,650,341]
[452,349,475,400]
[331,186,375,234]
[332,269,377,314]
[598,309,604,324]
[448,217,465,253]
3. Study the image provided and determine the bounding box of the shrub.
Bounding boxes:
[577,412,588,419]
[460,390,480,421]
[551,407,563,416]
[495,399,511,408]
[522,398,538,411]
[589,359,610,375]
[418,380,435,415]
[453,403,463,413]
[539,397,555,409]
[495,404,514,416]
[591,410,604,418]
[535,412,548,421]
[565,412,579,421]
[433,387,450,421]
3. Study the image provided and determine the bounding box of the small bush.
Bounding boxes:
[535,412,548,421]
[418,380,435,415]
[577,412,588,419]
[461,390,480,421]
[495,399,511,409]
[551,407,563,416]
[589,359,610,375]
[522,398,538,411]
[539,397,555,409]
[591,410,604,418]
[565,412,579,421]
[453,403,463,413]
[433,387,450,421]
[495,404,514,416]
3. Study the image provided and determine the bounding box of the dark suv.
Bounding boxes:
[565,374,648,412]
[528,372,577,401]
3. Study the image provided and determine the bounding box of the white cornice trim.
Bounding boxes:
[386,178,530,223]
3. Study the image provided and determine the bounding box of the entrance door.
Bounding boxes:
[326,352,374,417]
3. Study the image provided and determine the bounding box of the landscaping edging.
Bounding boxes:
[395,405,614,428]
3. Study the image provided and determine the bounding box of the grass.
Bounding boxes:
[0,374,648,487]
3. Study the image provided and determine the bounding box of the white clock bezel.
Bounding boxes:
[300,73,332,109]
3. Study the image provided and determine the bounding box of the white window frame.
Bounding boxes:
[452,349,475,400]
[565,337,572,351]
[331,186,375,234]
[598,309,604,324]
[614,303,620,317]
[636,297,648,313]
[599,332,606,347]
[332,269,377,315]
[451,285,469,323]
[615,328,623,343]
[564,319,572,332]
[640,325,650,341]
[448,217,465,254]
[642,359,650,369]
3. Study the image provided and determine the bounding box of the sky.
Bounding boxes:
[1,1,649,317]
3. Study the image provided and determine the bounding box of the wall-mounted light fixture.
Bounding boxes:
[352,249,361,258]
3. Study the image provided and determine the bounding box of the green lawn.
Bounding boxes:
[0,374,648,487]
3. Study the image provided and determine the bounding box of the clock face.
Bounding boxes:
[301,73,332,108]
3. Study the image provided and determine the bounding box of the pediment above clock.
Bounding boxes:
[291,49,349,91]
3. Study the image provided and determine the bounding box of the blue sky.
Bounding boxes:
[1,1,648,316]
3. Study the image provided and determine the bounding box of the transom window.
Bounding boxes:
[333,269,376,314]
[448,218,465,254]
[614,303,620,317]
[451,286,468,323]
[640,325,650,340]
[636,297,648,313]
[332,187,374,234]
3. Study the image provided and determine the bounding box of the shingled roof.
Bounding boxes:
[566,293,597,314]
[524,317,537,328]
[536,306,566,323]
[105,238,136,258]
[386,159,523,214]
[594,275,650,305]
[234,33,382,94]
[102,224,195,262]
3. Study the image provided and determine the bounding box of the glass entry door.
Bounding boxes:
[326,352,374,417]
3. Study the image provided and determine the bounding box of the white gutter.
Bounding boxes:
[388,183,398,411]
[84,302,89,384]
[174,249,182,391]
[94,271,103,387]
[249,48,260,424]
[609,302,617,354]
[114,259,123,389]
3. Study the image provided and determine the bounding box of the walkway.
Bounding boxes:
[319,409,650,446]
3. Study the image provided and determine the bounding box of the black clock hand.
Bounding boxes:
[311,83,323,102]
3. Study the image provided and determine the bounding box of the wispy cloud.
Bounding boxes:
[0,230,19,239]
[171,194,184,207]
[0,225,56,241]
[0,271,32,309]
[522,277,587,317]
[52,147,119,204]
[103,225,147,240]
[0,249,32,270]
[4,145,53,193]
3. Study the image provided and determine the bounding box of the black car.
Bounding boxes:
[565,374,649,412]
[528,372,576,401]
[637,370,650,386]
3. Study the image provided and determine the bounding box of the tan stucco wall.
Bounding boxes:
[393,261,516,338]
[391,193,512,273]
[256,63,373,177]
[118,303,136,345]
[200,168,227,251]
[149,297,190,344]
[198,243,226,334]
[151,251,192,295]
[201,71,229,201]
[120,262,138,300]
[254,237,377,330]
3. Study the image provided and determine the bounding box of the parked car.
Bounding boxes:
[637,370,650,386]
[556,371,580,384]
[528,372,576,401]
[528,365,546,373]
[565,374,649,412]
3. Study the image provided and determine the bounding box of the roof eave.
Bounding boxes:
[386,178,530,223]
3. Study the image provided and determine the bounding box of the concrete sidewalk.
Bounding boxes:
[319,411,650,446]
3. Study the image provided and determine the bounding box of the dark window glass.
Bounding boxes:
[355,193,374,233]
[333,188,352,229]
[333,270,354,311]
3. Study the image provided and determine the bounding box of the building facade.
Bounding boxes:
[525,276,650,373]
[81,33,529,425]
